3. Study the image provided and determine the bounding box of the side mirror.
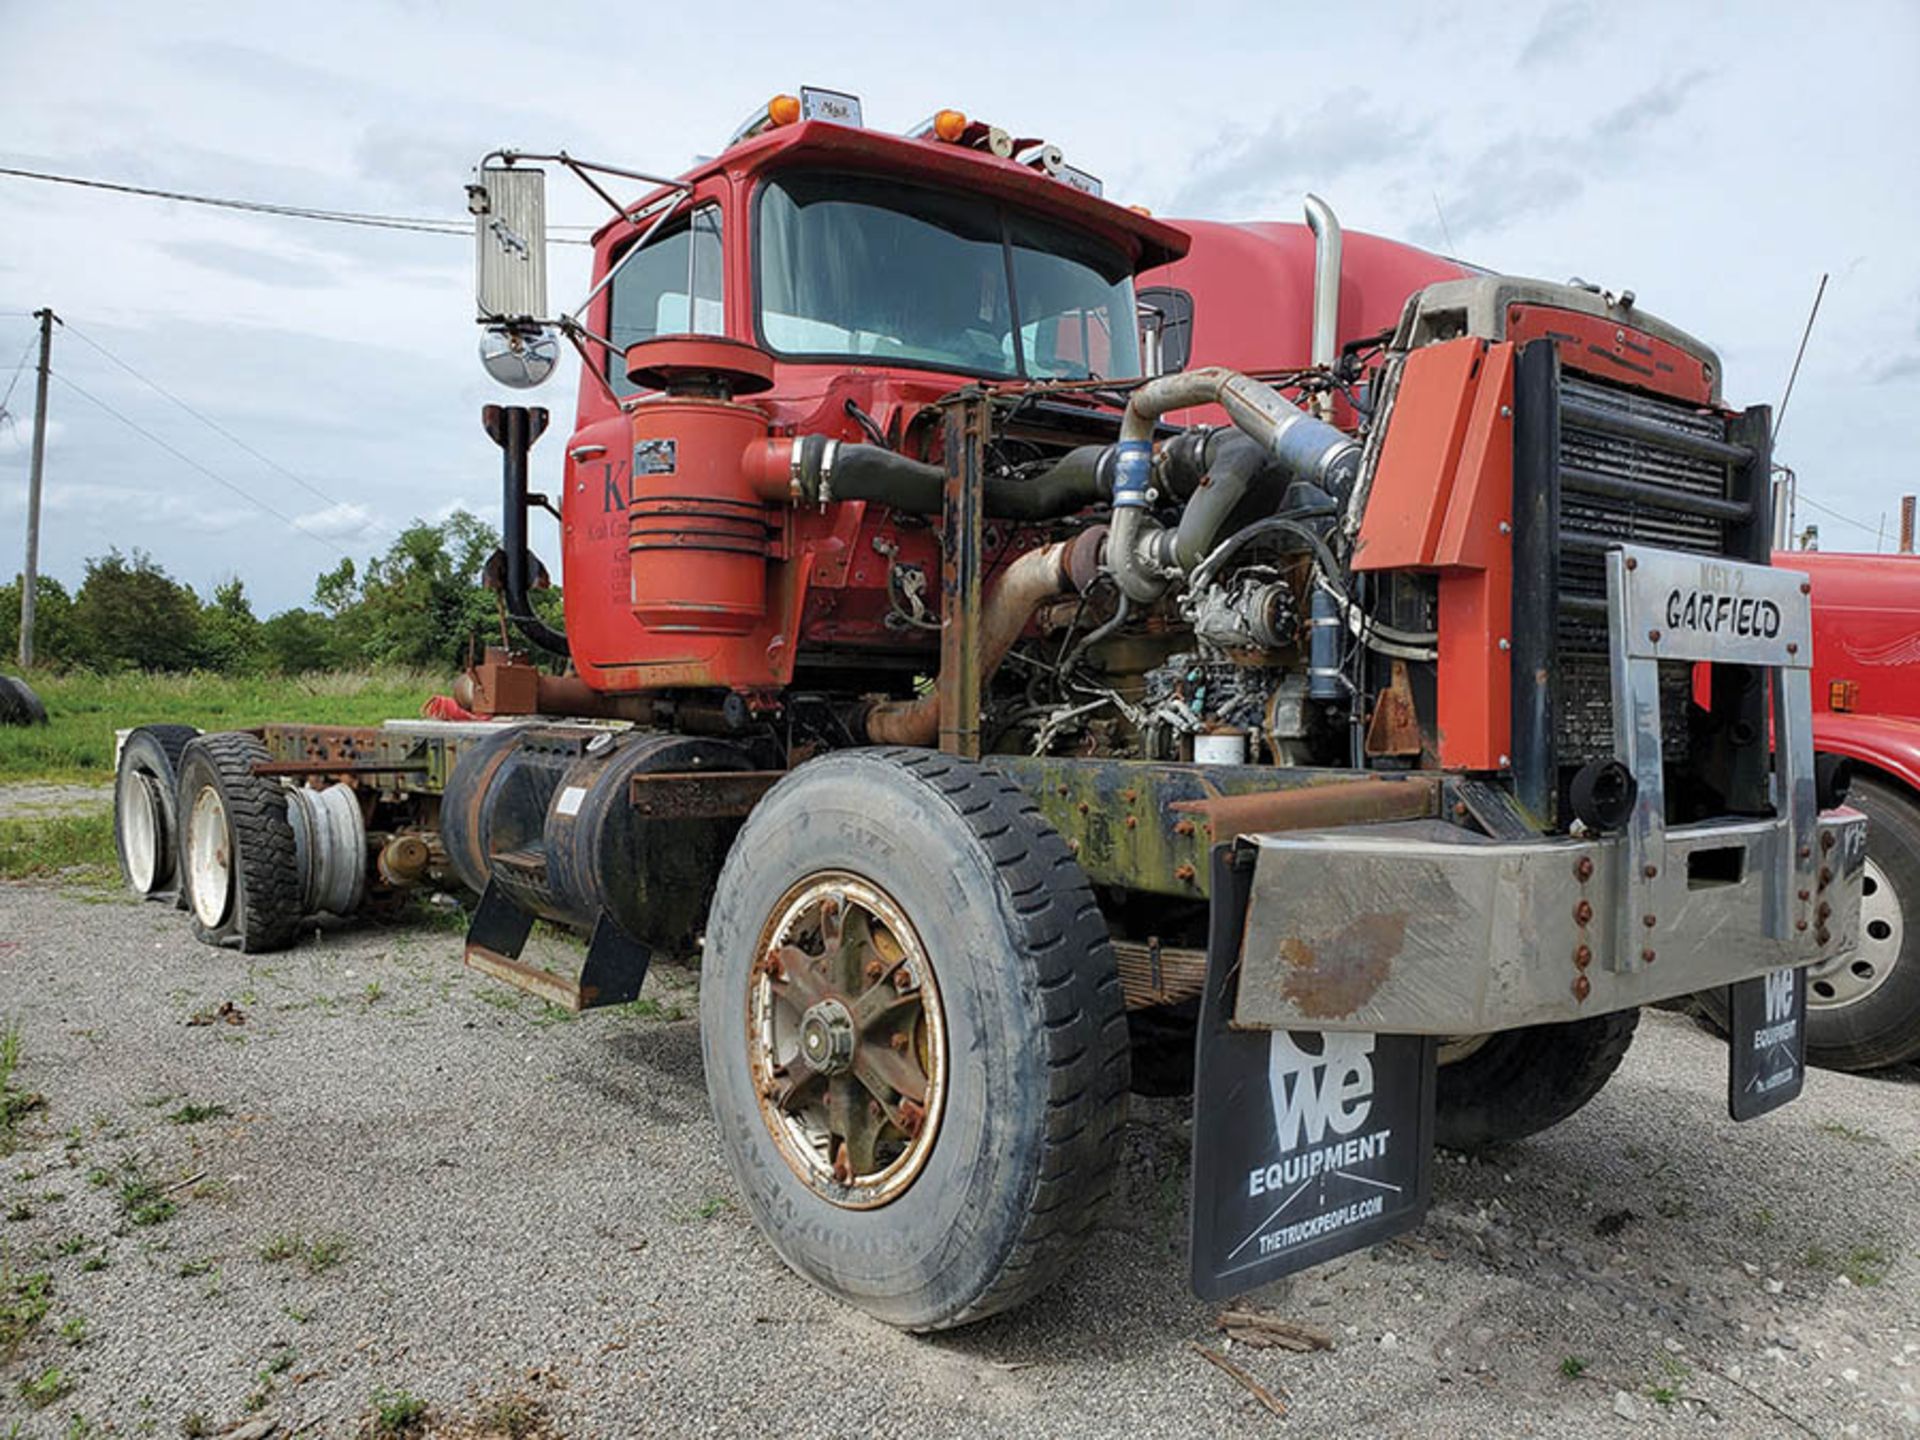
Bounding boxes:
[470,162,550,327]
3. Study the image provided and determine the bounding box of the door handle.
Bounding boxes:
[569,444,607,462]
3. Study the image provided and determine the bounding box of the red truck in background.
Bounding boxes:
[1145,219,1920,1072]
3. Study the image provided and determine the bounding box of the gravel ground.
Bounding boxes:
[0,880,1916,1439]
[0,784,113,819]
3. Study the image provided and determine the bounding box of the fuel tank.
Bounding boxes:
[441,724,749,952]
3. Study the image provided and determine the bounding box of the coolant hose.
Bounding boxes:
[1108,367,1363,603]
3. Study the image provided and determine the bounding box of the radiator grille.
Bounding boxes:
[1554,376,1735,764]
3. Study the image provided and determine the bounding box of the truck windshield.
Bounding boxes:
[757,171,1141,381]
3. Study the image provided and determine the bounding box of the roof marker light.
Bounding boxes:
[728,93,802,146]
[907,109,970,144]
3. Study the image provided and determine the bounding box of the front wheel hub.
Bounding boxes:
[798,998,857,1074]
[749,874,947,1210]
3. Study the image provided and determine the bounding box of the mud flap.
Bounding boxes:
[1189,845,1437,1302]
[1726,966,1807,1121]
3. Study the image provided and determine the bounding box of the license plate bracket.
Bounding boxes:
[1189,846,1436,1301]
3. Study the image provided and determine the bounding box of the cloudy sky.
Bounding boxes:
[2,0,1916,614]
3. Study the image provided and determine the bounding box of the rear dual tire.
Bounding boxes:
[114,725,201,902]
[175,732,303,954]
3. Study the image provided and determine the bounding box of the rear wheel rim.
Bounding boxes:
[1809,856,1900,1009]
[186,785,234,929]
[747,872,947,1210]
[117,769,163,894]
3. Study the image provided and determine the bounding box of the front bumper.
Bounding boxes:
[1233,806,1866,1034]
[1234,541,1868,1035]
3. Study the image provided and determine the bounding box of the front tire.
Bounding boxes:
[1435,1010,1639,1151]
[176,733,302,954]
[701,748,1129,1330]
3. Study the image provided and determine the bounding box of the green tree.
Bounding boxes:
[258,607,337,674]
[336,510,513,672]
[198,577,263,673]
[0,574,80,670]
[71,549,203,671]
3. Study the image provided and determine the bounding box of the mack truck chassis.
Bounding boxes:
[111,92,1867,1329]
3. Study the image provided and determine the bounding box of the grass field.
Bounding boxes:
[0,669,442,784]
[0,669,442,881]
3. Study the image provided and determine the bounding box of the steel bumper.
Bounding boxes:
[1233,806,1867,1035]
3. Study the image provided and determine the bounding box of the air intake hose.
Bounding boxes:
[748,436,1115,520]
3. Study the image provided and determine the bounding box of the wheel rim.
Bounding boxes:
[117,768,163,894]
[1809,855,1901,1009]
[747,872,947,1210]
[186,784,234,929]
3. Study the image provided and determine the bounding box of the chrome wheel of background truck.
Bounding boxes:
[1695,777,1920,1071]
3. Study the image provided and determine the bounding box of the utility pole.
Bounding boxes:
[18,307,56,670]
[1903,495,1916,555]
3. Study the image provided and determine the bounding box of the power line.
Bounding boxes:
[47,368,352,557]
[61,320,339,509]
[0,333,35,419]
[0,164,594,243]
[1796,492,1881,538]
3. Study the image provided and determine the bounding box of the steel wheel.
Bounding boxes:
[186,784,234,929]
[116,767,164,895]
[749,873,947,1209]
[1809,855,1900,1009]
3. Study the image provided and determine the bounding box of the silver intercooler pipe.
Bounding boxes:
[1106,368,1362,602]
